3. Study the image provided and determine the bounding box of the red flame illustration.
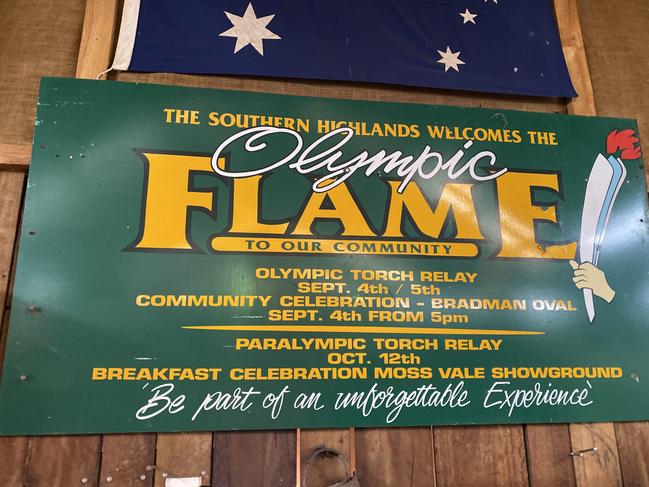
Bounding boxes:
[606,129,642,160]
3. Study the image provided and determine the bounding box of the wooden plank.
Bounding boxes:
[212,430,295,487]
[434,425,528,487]
[356,427,435,487]
[76,0,121,79]
[154,432,212,486]
[300,429,350,487]
[569,423,622,487]
[99,434,156,487]
[0,170,27,481]
[26,436,102,486]
[554,0,596,116]
[0,436,101,487]
[0,436,30,485]
[525,424,576,487]
[615,422,649,486]
[0,171,24,315]
[0,143,30,170]
[0,170,25,378]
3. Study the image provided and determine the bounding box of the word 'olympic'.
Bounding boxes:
[211,127,508,193]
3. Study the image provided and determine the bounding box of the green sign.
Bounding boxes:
[1,77,648,435]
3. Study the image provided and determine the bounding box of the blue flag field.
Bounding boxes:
[113,0,576,97]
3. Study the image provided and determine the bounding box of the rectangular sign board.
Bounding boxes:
[0,77,648,435]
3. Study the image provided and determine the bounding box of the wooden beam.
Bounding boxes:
[554,0,596,116]
[76,0,121,79]
[0,171,26,357]
[99,434,156,487]
[30,436,102,486]
[570,423,622,486]
[0,143,30,170]
[154,433,212,486]
[356,427,435,487]
[525,424,576,487]
[0,436,102,487]
[0,436,30,485]
[615,422,649,486]
[213,430,296,487]
[434,425,529,486]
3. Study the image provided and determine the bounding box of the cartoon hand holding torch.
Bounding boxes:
[569,260,615,303]
[572,129,641,322]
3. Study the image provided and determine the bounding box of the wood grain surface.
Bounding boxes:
[435,425,529,487]
[154,433,213,486]
[76,0,121,79]
[213,430,295,486]
[99,434,156,487]
[0,144,30,170]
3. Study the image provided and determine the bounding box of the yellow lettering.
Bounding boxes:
[496,171,576,259]
[134,153,214,250]
[292,181,374,236]
[383,181,483,239]
[229,176,289,234]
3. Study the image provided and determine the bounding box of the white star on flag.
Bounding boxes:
[485,0,498,3]
[460,9,478,24]
[219,3,280,56]
[437,47,465,72]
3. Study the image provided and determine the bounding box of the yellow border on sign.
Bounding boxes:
[182,325,544,336]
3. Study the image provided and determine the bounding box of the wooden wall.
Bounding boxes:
[0,0,648,485]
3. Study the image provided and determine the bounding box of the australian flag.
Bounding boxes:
[113,0,576,98]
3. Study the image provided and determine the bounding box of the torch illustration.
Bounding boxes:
[575,129,641,322]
